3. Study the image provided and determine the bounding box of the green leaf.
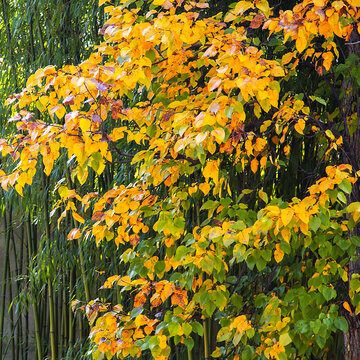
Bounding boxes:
[334,317,348,332]
[154,261,165,274]
[224,106,233,118]
[204,301,216,317]
[337,191,347,204]
[201,200,219,210]
[192,321,204,336]
[145,49,156,62]
[174,246,191,261]
[315,335,326,349]
[254,294,267,308]
[184,337,194,351]
[309,217,321,232]
[168,322,182,336]
[322,286,336,301]
[182,322,192,336]
[310,95,326,106]
[351,236,360,246]
[339,178,352,194]
[148,336,160,350]
[231,294,243,309]
[242,346,254,360]
[255,256,267,271]
[130,306,143,318]
[350,278,360,292]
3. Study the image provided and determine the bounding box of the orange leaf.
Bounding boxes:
[251,159,259,174]
[130,234,140,246]
[171,288,188,309]
[67,228,81,240]
[294,119,305,134]
[343,301,352,313]
[250,13,265,29]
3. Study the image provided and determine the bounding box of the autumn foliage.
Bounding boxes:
[2,0,360,359]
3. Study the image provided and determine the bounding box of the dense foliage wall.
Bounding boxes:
[3,1,360,360]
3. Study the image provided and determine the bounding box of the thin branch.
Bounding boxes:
[346,40,360,45]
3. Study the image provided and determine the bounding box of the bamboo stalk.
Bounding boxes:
[203,319,210,360]
[26,215,42,360]
[187,348,193,360]
[68,268,75,350]
[1,0,18,89]
[25,304,28,360]
[0,208,10,358]
[19,225,24,360]
[47,278,56,360]
[10,219,21,360]
[7,259,16,360]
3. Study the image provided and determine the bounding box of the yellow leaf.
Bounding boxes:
[99,0,109,4]
[203,113,216,127]
[270,66,285,77]
[15,183,23,196]
[279,332,292,346]
[158,335,168,349]
[211,347,221,358]
[274,244,284,263]
[55,105,66,119]
[234,1,254,15]
[171,289,188,309]
[153,0,173,7]
[260,120,272,132]
[208,77,222,92]
[256,0,271,17]
[294,118,305,134]
[73,212,85,224]
[281,227,291,243]
[110,127,125,141]
[102,275,121,289]
[313,0,326,6]
[203,160,219,184]
[281,208,293,226]
[80,117,91,133]
[117,275,132,286]
[353,210,360,223]
[259,189,268,203]
[199,182,210,195]
[295,30,307,53]
[211,128,225,144]
[348,0,360,6]
[195,132,208,145]
[282,52,294,66]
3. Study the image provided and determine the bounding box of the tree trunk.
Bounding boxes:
[342,29,360,360]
